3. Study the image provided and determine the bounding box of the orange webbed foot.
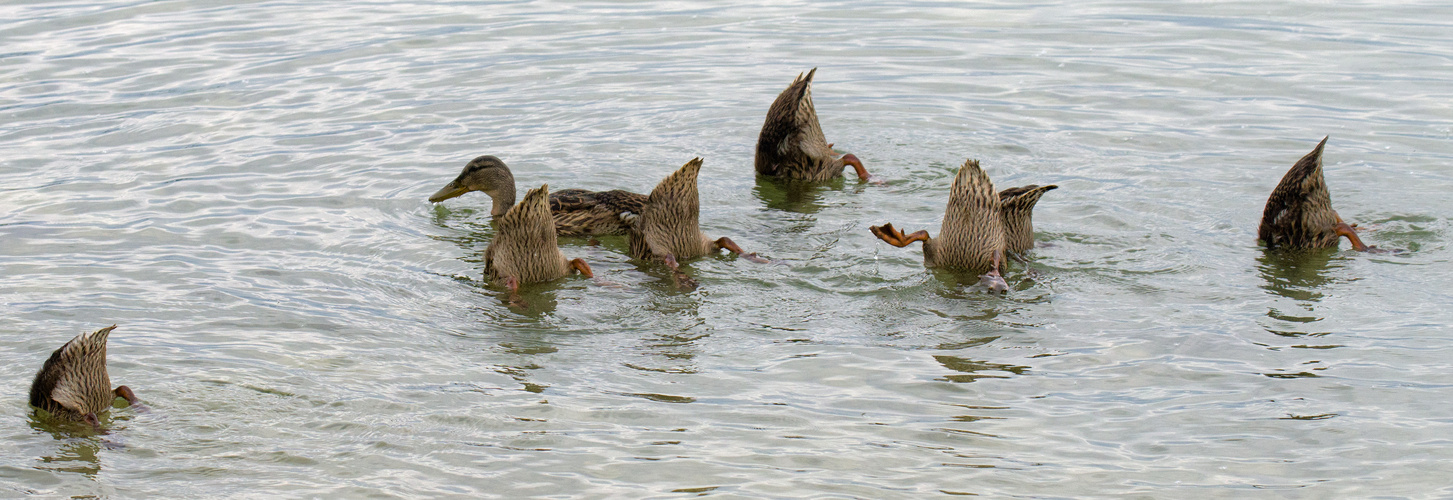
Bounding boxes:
[869,223,930,248]
[569,258,594,278]
[114,386,139,405]
[113,385,148,413]
[1333,222,1372,252]
[840,153,882,184]
[714,237,770,264]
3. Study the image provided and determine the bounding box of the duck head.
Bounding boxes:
[429,155,518,215]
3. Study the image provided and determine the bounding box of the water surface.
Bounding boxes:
[2,0,1451,497]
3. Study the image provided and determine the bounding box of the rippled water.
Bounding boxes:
[3,0,1452,497]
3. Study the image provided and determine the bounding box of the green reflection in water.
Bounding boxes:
[27,411,131,479]
[752,175,840,215]
[933,355,1030,383]
[1257,248,1342,303]
[1256,248,1346,340]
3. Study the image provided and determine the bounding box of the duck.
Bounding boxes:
[869,159,1012,293]
[429,155,647,236]
[754,68,872,182]
[484,183,595,294]
[1259,137,1373,251]
[29,325,140,429]
[628,157,768,289]
[999,184,1058,254]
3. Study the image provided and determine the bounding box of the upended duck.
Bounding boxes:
[628,157,768,289]
[870,159,1055,293]
[485,183,594,294]
[429,155,647,237]
[1259,137,1374,252]
[29,325,140,429]
[754,68,872,182]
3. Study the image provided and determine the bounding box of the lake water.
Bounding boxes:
[2,0,1451,498]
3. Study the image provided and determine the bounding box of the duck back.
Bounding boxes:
[1259,137,1340,249]
[30,326,116,421]
[925,160,1006,273]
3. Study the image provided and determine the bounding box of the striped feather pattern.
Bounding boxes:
[29,325,117,421]
[753,69,852,181]
[630,158,715,261]
[999,184,1058,253]
[550,188,647,236]
[1259,137,1342,249]
[484,184,573,284]
[924,160,1006,273]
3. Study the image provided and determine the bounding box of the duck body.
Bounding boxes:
[484,184,593,287]
[430,155,646,236]
[1259,137,1370,251]
[628,157,766,289]
[629,157,716,261]
[923,160,1008,272]
[870,159,1012,292]
[29,325,138,426]
[754,69,870,182]
[549,188,647,236]
[999,184,1058,254]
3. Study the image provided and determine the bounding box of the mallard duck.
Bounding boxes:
[29,325,139,428]
[1259,137,1372,251]
[429,155,646,236]
[999,184,1058,254]
[754,68,871,182]
[869,159,1010,293]
[628,157,767,289]
[485,183,594,293]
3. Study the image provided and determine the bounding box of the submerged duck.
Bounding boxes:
[628,157,768,289]
[1259,137,1373,251]
[29,325,140,428]
[429,155,647,236]
[870,159,1021,293]
[999,184,1058,254]
[485,183,594,293]
[754,68,871,182]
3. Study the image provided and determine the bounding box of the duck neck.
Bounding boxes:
[488,188,517,217]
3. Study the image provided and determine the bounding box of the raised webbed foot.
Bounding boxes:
[869,223,930,247]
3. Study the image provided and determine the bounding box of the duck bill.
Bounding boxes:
[428,181,469,203]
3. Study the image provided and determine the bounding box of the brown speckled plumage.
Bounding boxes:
[754,69,868,182]
[29,325,132,423]
[429,155,645,236]
[629,158,716,261]
[869,160,1012,292]
[999,184,1057,254]
[922,160,1007,273]
[549,188,647,236]
[484,184,581,285]
[627,158,764,288]
[1259,137,1369,251]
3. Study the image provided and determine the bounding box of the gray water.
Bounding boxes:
[2,0,1451,498]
